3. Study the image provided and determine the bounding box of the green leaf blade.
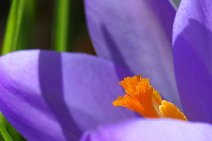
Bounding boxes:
[0,124,13,141]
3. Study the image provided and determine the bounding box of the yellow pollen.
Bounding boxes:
[113,75,187,120]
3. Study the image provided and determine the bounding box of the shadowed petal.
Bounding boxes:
[0,50,135,141]
[81,119,212,141]
[173,0,212,123]
[85,0,181,107]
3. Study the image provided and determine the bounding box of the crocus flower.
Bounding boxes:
[0,0,212,141]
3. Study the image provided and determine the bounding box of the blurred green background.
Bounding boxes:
[0,0,94,55]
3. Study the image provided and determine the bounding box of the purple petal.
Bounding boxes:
[81,119,212,141]
[173,0,212,122]
[85,0,181,106]
[0,50,136,141]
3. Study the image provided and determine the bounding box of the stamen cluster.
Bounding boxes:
[113,75,187,120]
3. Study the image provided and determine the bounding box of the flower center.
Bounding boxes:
[113,75,187,120]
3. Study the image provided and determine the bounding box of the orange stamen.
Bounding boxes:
[113,75,187,120]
